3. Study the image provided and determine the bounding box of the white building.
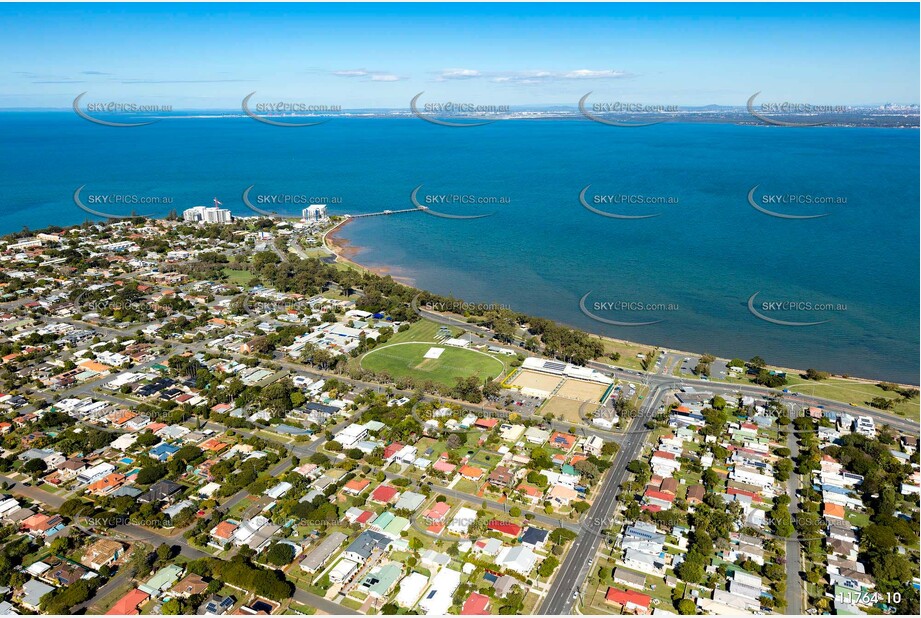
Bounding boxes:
[854,416,876,438]
[496,546,538,575]
[302,204,328,222]
[183,204,232,224]
[418,568,461,615]
[448,507,478,535]
[76,462,116,485]
[329,559,359,583]
[335,423,368,448]
[395,572,428,608]
[730,464,775,490]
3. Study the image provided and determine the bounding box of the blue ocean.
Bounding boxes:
[0,112,917,383]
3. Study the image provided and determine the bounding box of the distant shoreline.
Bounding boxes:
[1,109,918,129]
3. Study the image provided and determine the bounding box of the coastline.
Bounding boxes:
[323,217,416,286]
[322,223,919,390]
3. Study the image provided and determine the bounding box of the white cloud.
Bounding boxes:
[437,68,482,80]
[333,69,371,77]
[333,69,405,82]
[437,68,631,85]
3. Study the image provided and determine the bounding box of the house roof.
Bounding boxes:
[425,502,450,519]
[213,521,238,539]
[549,432,577,449]
[105,589,150,615]
[461,592,491,615]
[488,521,522,537]
[520,526,548,545]
[459,465,484,478]
[344,478,371,492]
[605,587,651,608]
[370,485,399,503]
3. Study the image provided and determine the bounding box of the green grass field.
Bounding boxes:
[222,268,253,285]
[389,319,461,344]
[360,341,506,386]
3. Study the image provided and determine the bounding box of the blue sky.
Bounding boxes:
[1,2,918,108]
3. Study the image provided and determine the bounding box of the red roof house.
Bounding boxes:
[605,588,651,614]
[461,592,491,615]
[106,589,150,615]
[488,521,522,537]
[370,485,400,504]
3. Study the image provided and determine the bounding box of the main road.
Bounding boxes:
[540,380,673,615]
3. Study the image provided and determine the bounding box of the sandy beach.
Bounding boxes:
[324,217,416,285]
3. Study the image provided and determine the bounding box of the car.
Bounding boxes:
[572,591,579,599]
[588,559,593,566]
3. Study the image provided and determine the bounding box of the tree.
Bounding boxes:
[509,506,521,518]
[161,599,181,615]
[677,598,697,615]
[136,464,168,485]
[549,528,577,545]
[22,458,47,476]
[264,542,295,567]
[537,556,559,577]
[675,556,705,583]
[804,368,829,381]
[135,431,161,447]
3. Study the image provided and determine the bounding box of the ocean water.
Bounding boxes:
[0,112,917,382]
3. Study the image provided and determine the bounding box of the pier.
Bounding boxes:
[344,208,423,219]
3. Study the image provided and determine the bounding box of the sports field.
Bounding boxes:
[556,378,609,402]
[508,369,563,395]
[360,341,506,386]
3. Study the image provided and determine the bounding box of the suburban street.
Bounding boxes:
[540,381,673,614]
[785,431,805,615]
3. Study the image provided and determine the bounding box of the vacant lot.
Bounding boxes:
[542,396,598,425]
[360,341,505,386]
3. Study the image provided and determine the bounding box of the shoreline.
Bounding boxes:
[323,220,919,390]
[323,217,416,286]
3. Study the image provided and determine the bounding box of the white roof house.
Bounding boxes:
[265,481,293,500]
[418,568,461,615]
[329,559,359,583]
[395,572,429,608]
[496,546,538,575]
[448,507,478,535]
